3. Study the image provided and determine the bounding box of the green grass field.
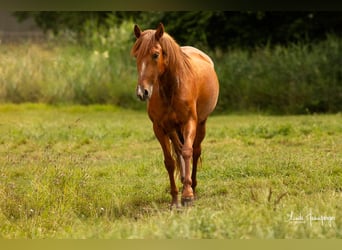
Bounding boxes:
[0,104,341,238]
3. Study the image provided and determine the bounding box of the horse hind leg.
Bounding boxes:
[192,120,207,199]
[192,145,201,198]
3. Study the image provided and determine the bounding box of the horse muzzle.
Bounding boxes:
[136,84,153,101]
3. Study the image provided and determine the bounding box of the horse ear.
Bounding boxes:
[155,23,164,41]
[134,24,141,39]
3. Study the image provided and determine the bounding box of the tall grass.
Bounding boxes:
[215,35,341,114]
[0,20,139,108]
[0,20,340,113]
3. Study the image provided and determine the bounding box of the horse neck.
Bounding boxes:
[157,48,191,103]
[158,69,181,103]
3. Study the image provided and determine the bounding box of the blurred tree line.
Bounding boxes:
[14,11,342,49]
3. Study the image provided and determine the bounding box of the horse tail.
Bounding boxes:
[170,130,184,182]
[170,141,180,181]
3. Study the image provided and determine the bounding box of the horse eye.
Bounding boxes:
[152,53,159,60]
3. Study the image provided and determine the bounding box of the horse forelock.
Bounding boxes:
[131,30,155,61]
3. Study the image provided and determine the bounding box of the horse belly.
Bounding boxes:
[196,69,219,122]
[185,49,219,121]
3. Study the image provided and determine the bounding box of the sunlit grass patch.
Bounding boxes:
[0,104,341,238]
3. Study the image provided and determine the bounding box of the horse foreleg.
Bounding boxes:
[181,118,197,206]
[153,123,179,208]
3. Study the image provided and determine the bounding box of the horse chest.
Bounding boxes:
[148,84,195,132]
[149,105,181,131]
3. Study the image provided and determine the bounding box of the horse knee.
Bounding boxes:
[182,146,193,159]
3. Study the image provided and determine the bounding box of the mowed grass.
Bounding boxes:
[0,104,341,239]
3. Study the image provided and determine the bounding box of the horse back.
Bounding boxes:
[181,46,215,67]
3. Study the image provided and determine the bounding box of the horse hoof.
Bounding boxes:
[181,197,194,207]
[170,202,181,211]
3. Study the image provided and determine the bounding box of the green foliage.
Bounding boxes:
[1,17,341,114]
[215,35,342,114]
[0,104,341,238]
[14,12,139,37]
[0,19,139,109]
[14,11,342,50]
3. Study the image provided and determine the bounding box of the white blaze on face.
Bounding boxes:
[136,60,153,100]
[136,61,146,98]
[140,61,146,79]
[136,84,144,98]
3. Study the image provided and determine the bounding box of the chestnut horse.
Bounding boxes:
[131,23,219,207]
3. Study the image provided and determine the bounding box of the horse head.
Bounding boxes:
[132,23,167,101]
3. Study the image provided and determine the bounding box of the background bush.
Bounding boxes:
[1,12,341,114]
[215,35,342,114]
[0,19,140,109]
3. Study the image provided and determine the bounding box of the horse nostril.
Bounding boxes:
[144,89,149,97]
